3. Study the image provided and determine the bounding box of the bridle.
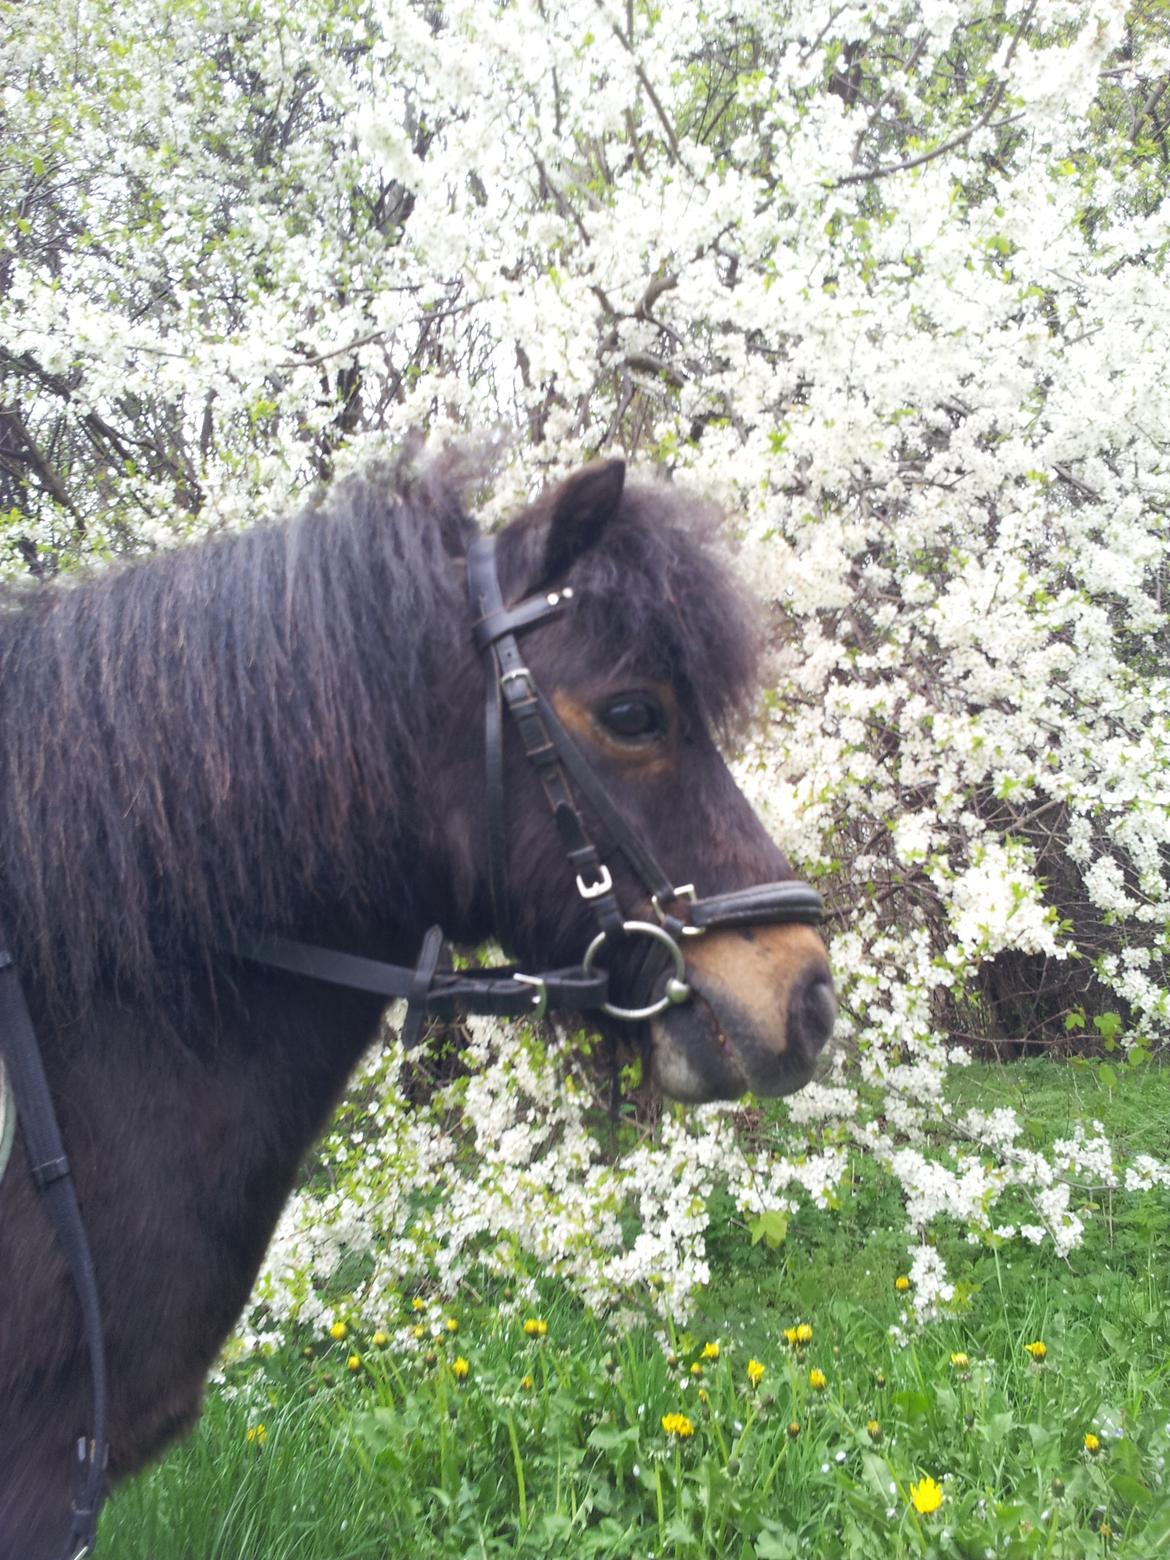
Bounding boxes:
[244,535,825,1024]
[0,529,824,1559]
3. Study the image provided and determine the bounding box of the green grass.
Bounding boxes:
[100,1060,1170,1559]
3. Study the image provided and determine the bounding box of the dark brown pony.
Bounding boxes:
[0,456,833,1558]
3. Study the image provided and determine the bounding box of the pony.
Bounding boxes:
[0,454,834,1557]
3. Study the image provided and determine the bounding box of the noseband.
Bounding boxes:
[0,526,825,1560]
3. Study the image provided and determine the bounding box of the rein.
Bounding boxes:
[0,529,824,1559]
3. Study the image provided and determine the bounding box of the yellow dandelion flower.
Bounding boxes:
[411,1297,426,1311]
[445,1317,459,1334]
[795,1323,813,1345]
[411,1324,426,1340]
[746,1358,765,1388]
[372,1330,389,1347]
[245,1423,267,1445]
[1024,1340,1047,1360]
[346,1353,362,1373]
[808,1368,827,1390]
[452,1356,470,1379]
[690,1361,703,1377]
[698,1387,709,1404]
[1084,1432,1101,1453]
[661,1412,694,1438]
[520,1374,534,1391]
[329,1321,348,1341]
[866,1420,882,1440]
[702,1341,720,1359]
[783,1326,799,1346]
[787,1421,801,1439]
[910,1475,944,1514]
[522,1317,548,1337]
[895,1275,910,1292]
[950,1352,970,1368]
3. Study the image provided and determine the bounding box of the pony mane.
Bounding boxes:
[0,452,480,1013]
[0,454,760,1016]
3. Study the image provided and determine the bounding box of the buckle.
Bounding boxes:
[499,667,534,694]
[513,973,548,1020]
[651,882,704,936]
[576,864,613,901]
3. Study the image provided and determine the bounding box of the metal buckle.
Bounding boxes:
[650,882,705,936]
[581,920,691,1022]
[513,973,548,1020]
[499,667,534,692]
[576,863,614,901]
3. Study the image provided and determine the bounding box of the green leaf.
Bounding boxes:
[749,1210,789,1249]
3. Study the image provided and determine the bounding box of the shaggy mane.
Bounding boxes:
[0,455,759,1015]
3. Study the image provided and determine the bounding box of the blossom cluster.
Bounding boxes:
[4,0,1168,1329]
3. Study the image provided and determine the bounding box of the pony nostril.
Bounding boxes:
[789,971,836,1059]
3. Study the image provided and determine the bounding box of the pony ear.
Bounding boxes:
[539,459,625,583]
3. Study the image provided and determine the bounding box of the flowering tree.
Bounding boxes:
[3,0,1168,1332]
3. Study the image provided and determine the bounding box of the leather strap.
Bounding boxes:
[237,933,609,1019]
[0,936,108,1558]
[691,882,824,929]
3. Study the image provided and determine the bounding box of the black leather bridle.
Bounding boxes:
[245,535,826,1027]
[0,529,824,1559]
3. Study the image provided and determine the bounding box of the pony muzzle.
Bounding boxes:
[647,923,836,1103]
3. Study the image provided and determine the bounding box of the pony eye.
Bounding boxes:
[599,695,667,742]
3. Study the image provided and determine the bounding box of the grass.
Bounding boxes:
[100,1059,1170,1559]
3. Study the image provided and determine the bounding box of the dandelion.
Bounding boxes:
[445,1317,459,1334]
[783,1327,798,1346]
[329,1321,348,1341]
[661,1413,694,1438]
[910,1475,944,1514]
[411,1297,426,1311]
[866,1420,882,1441]
[690,1362,703,1377]
[746,1359,765,1388]
[895,1276,910,1292]
[702,1341,720,1359]
[950,1352,970,1369]
[520,1375,534,1392]
[795,1323,813,1345]
[808,1369,827,1391]
[1084,1432,1101,1453]
[346,1353,362,1373]
[372,1330,389,1347]
[1025,1340,1047,1361]
[452,1356,470,1380]
[523,1317,548,1337]
[698,1387,709,1404]
[787,1421,801,1439]
[245,1424,267,1445]
[411,1324,426,1340]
